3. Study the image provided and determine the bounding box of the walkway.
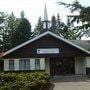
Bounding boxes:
[50,75,90,90]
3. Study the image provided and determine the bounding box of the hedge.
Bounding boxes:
[0,72,50,90]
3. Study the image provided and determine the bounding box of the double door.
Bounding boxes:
[50,57,75,75]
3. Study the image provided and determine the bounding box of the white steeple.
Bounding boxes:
[44,4,48,21]
[43,4,50,30]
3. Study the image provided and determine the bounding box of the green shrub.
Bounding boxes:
[0,72,50,90]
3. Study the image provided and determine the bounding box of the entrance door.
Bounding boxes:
[50,58,75,75]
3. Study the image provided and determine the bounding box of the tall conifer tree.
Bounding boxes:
[33,17,43,37]
[10,11,32,48]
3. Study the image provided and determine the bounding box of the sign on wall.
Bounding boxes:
[37,48,59,54]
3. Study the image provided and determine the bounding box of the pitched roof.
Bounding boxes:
[70,40,90,51]
[1,31,90,57]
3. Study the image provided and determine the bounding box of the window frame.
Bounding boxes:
[35,59,40,70]
[9,60,14,71]
[19,59,30,70]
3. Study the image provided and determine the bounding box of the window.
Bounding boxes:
[19,59,30,70]
[35,59,40,70]
[9,60,14,70]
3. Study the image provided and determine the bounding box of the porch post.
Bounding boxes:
[45,58,50,75]
[75,57,86,75]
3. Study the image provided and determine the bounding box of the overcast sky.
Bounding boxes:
[0,0,90,39]
[0,0,89,28]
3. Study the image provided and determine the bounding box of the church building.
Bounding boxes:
[0,5,90,75]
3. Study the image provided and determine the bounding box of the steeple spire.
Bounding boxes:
[44,4,48,21]
[43,4,50,31]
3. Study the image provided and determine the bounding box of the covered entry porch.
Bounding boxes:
[45,57,86,75]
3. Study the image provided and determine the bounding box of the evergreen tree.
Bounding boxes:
[33,14,79,39]
[3,12,20,51]
[0,12,7,51]
[50,15,57,33]
[33,17,43,37]
[57,0,90,37]
[1,11,32,51]
[10,11,32,48]
[56,13,65,37]
[50,14,81,39]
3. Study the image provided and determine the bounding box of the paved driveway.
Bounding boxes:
[50,75,90,90]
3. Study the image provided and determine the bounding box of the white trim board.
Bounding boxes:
[1,31,90,57]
